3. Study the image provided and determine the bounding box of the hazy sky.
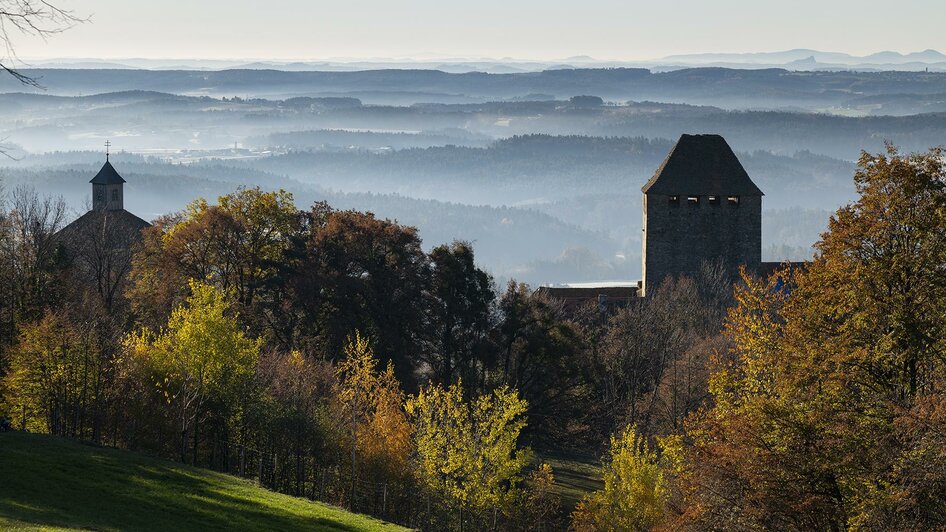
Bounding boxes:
[13,0,946,61]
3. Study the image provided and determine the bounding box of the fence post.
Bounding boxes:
[310,461,316,500]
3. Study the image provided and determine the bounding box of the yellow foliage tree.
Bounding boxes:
[672,146,946,530]
[572,425,668,532]
[125,279,260,464]
[406,381,533,522]
[335,332,412,498]
[3,312,100,435]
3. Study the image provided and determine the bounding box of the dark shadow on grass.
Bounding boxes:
[0,433,383,532]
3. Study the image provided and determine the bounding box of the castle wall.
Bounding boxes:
[642,193,761,296]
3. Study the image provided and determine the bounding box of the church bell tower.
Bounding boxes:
[90,141,125,211]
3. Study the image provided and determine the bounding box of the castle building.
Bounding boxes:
[57,156,150,310]
[540,133,786,307]
[640,134,763,296]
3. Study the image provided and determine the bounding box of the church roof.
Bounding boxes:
[642,134,763,196]
[58,208,151,241]
[89,160,126,185]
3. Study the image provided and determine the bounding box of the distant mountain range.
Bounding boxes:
[659,49,946,72]
[18,49,946,73]
[663,49,946,65]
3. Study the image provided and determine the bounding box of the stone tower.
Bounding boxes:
[641,134,763,296]
[90,159,126,211]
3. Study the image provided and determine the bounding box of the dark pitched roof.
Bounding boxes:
[58,208,151,241]
[89,160,126,185]
[537,286,639,299]
[535,285,640,312]
[642,134,763,196]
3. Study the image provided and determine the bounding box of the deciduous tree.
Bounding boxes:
[572,425,668,532]
[125,280,260,464]
[407,381,533,526]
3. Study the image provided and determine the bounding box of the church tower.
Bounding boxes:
[90,155,125,211]
[641,134,763,296]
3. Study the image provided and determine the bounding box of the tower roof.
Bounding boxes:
[89,160,126,185]
[642,134,763,196]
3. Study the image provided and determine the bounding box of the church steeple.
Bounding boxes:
[90,143,126,211]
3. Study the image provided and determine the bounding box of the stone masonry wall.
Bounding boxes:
[642,193,761,296]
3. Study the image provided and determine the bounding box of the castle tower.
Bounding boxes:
[90,159,125,211]
[641,134,763,296]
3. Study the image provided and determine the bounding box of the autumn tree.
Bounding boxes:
[573,260,735,446]
[514,463,563,531]
[335,332,412,508]
[127,187,300,336]
[0,187,67,347]
[407,381,533,528]
[572,425,669,532]
[125,280,260,464]
[3,311,105,436]
[673,146,946,530]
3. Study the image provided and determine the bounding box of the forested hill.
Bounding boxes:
[4,67,946,111]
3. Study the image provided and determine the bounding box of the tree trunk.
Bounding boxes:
[192,410,199,467]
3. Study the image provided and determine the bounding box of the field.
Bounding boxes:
[0,432,406,532]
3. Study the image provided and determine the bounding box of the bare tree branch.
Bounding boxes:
[0,1,86,87]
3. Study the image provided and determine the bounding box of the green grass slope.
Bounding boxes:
[0,432,407,532]
[542,455,603,512]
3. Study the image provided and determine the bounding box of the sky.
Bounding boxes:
[12,0,946,61]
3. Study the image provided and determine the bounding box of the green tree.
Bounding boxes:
[3,311,103,435]
[289,206,430,385]
[497,281,584,444]
[257,348,334,496]
[126,279,260,464]
[426,241,495,389]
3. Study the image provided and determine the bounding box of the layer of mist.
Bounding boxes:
[3,66,940,285]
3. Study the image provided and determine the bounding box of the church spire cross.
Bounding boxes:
[105,139,111,161]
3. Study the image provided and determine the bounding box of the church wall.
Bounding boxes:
[106,183,123,210]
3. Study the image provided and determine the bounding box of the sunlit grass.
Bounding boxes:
[0,432,406,532]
